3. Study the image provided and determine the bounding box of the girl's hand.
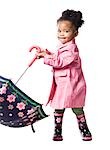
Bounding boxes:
[37,51,47,58]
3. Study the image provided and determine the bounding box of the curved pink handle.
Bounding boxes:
[28,46,41,67]
[29,46,41,53]
[28,56,38,67]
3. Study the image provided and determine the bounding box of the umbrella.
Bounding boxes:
[0,46,48,132]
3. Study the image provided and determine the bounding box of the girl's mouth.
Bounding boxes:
[58,37,66,39]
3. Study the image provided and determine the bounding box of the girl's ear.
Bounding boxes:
[74,31,78,37]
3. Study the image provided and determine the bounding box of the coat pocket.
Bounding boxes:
[54,70,67,77]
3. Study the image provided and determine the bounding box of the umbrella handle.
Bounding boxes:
[15,46,42,84]
[28,55,38,67]
[28,46,42,67]
[29,46,41,53]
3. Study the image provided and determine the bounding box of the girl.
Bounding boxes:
[37,9,92,141]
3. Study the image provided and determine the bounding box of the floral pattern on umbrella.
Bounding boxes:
[0,76,48,128]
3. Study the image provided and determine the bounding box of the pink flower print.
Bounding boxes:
[16,102,26,110]
[27,108,34,115]
[80,117,85,122]
[18,112,24,117]
[30,118,34,122]
[8,104,14,110]
[56,117,61,123]
[26,122,31,126]
[7,94,16,103]
[0,96,4,102]
[0,86,7,95]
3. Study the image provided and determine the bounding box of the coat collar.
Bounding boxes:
[57,39,75,49]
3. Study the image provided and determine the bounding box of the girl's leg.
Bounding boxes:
[53,109,65,141]
[72,108,92,141]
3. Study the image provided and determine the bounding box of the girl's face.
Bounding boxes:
[57,20,78,44]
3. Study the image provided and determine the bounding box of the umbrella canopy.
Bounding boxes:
[0,76,48,128]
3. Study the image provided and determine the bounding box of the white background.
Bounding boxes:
[0,0,110,149]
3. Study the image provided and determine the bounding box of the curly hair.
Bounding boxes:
[57,9,84,30]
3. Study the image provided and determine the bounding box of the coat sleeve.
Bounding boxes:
[44,49,79,69]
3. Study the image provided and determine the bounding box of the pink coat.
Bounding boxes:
[44,39,86,109]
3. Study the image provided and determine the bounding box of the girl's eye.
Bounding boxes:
[65,31,69,33]
[58,30,61,32]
